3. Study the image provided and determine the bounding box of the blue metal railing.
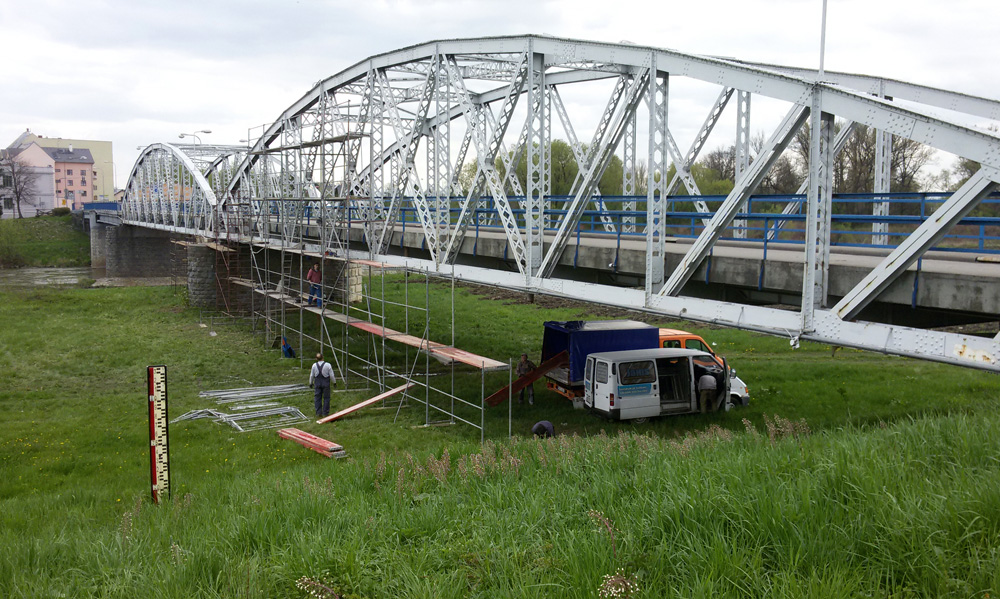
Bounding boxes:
[368,192,1000,256]
[82,202,121,211]
[141,192,1000,256]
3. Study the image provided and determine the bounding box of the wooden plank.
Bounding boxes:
[317,383,415,423]
[278,428,346,458]
[278,428,344,451]
[485,350,569,406]
[248,286,506,371]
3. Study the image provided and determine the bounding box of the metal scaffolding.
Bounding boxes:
[224,107,507,441]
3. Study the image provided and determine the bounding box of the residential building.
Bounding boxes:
[0,143,56,218]
[42,146,95,209]
[9,129,115,202]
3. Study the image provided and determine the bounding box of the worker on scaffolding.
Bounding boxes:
[517,353,536,405]
[310,353,335,418]
[306,263,322,307]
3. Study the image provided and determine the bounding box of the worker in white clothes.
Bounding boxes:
[309,353,335,417]
[697,370,718,414]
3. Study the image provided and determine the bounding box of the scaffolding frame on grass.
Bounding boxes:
[229,108,508,442]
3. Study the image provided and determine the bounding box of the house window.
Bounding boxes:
[55,168,61,173]
[81,191,87,197]
[67,169,74,175]
[80,169,87,176]
[68,180,74,186]
[81,178,87,186]
[3,198,12,210]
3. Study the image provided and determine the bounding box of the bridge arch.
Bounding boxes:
[122,143,219,234]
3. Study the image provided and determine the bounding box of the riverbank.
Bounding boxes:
[0,214,90,268]
[3,282,1000,597]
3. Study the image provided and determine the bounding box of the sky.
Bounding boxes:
[1,0,998,189]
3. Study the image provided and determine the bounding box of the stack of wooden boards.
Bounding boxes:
[278,428,346,459]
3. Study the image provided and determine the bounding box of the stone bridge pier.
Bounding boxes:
[92,223,360,311]
[104,225,179,278]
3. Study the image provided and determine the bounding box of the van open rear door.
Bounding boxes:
[583,356,594,408]
[721,356,732,411]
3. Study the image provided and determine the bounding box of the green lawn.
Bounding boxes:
[2,282,999,598]
[0,214,90,267]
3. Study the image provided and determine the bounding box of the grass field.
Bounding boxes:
[2,281,999,598]
[0,215,90,267]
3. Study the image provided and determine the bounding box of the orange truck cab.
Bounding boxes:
[659,329,750,406]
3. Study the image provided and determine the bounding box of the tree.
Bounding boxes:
[624,159,648,195]
[792,122,934,197]
[701,146,735,182]
[457,161,479,195]
[694,135,803,196]
[951,157,980,189]
[0,150,42,218]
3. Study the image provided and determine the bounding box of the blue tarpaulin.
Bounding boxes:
[541,320,659,384]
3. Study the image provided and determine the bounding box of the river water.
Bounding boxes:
[0,267,180,288]
[0,266,104,287]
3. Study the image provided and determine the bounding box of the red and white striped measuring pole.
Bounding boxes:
[147,365,170,504]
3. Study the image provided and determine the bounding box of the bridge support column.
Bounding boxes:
[105,225,177,278]
[187,244,217,309]
[88,213,108,268]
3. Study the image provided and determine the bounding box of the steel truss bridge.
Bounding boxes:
[121,35,1000,372]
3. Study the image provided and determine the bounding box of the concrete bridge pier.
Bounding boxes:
[104,225,178,278]
[87,213,108,268]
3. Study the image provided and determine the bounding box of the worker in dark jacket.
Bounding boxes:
[531,420,555,438]
[516,353,536,405]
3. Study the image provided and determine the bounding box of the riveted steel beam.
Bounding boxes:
[525,48,547,275]
[442,52,530,270]
[646,65,669,295]
[733,90,751,238]
[801,96,835,332]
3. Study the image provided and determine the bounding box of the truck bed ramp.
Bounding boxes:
[485,351,569,406]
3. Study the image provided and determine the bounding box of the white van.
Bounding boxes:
[583,348,731,420]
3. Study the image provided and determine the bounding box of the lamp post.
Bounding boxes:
[98,161,109,201]
[178,130,212,145]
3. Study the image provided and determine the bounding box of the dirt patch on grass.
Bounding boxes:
[454,280,720,326]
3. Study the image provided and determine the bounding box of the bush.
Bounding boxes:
[51,207,71,216]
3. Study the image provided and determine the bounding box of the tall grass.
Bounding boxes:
[2,284,1000,597]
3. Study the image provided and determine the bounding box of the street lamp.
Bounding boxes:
[178,130,212,145]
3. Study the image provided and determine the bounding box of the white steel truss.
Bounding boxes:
[120,35,1000,373]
